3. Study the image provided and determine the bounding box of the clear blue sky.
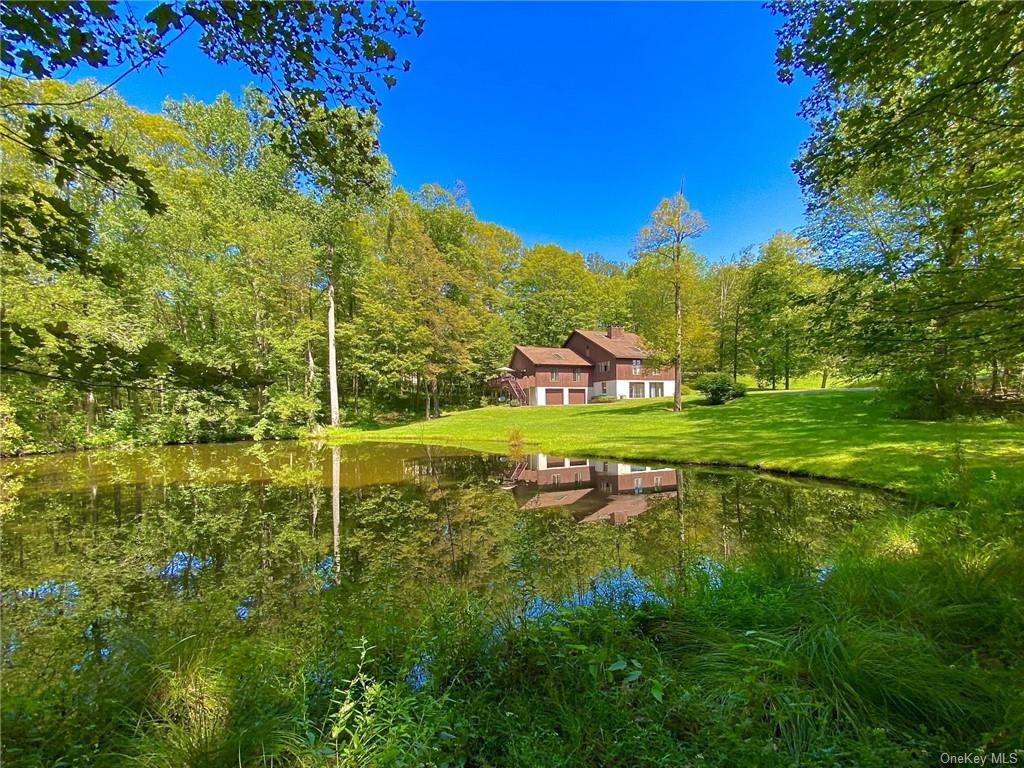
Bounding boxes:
[102,2,811,265]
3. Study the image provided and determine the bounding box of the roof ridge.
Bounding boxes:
[567,328,653,358]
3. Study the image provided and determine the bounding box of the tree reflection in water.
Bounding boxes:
[1,441,901,761]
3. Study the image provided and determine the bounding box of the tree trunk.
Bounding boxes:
[84,390,95,435]
[784,333,791,390]
[674,275,682,412]
[432,379,440,419]
[820,367,829,389]
[732,305,740,382]
[990,357,999,396]
[717,282,726,372]
[305,342,315,398]
[327,282,340,428]
[424,377,431,420]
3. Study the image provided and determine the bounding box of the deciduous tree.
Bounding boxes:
[633,193,709,410]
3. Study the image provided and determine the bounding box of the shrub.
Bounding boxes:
[883,370,971,420]
[730,381,748,398]
[590,394,616,403]
[694,373,740,405]
[110,409,142,442]
[0,394,33,455]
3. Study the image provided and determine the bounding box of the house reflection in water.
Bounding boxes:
[506,453,678,525]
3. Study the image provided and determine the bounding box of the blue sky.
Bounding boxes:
[104,2,811,265]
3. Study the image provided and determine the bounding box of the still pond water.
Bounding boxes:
[2,441,903,694]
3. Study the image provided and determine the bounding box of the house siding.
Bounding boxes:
[509,349,538,389]
[589,379,676,400]
[565,334,617,382]
[614,361,673,381]
[507,329,673,405]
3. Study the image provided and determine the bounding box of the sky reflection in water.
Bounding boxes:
[2,441,900,676]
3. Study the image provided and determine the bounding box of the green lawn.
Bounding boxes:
[327,391,1023,500]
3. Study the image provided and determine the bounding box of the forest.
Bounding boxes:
[3,80,837,455]
[3,2,1022,455]
[3,3,1024,767]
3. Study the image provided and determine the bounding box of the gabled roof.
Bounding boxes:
[520,488,593,509]
[579,495,650,524]
[568,329,653,359]
[514,345,592,367]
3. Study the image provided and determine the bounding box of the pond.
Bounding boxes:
[3,440,901,650]
[1,441,906,760]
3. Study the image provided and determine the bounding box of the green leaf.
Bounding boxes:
[650,679,664,703]
[145,3,182,35]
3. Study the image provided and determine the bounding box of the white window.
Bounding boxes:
[634,477,644,494]
[601,382,607,394]
[649,382,664,398]
[629,382,644,398]
[574,471,583,487]
[550,368,559,382]
[633,359,642,374]
[655,476,662,490]
[551,474,561,487]
[573,367,581,381]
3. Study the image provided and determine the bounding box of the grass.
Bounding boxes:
[732,370,873,390]
[17,532,1020,766]
[326,390,1024,502]
[8,391,1023,765]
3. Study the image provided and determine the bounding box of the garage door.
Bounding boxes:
[545,388,564,405]
[568,388,587,404]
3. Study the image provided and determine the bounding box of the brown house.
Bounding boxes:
[506,345,592,405]
[498,326,674,405]
[508,452,679,525]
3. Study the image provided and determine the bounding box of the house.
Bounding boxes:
[505,345,592,406]
[498,325,674,405]
[508,452,678,524]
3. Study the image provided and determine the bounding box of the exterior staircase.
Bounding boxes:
[501,455,529,488]
[509,456,529,481]
[498,374,528,406]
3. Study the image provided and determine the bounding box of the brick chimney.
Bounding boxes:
[607,325,625,339]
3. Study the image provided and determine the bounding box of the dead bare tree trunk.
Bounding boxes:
[327,282,340,428]
[84,390,95,434]
[305,342,316,396]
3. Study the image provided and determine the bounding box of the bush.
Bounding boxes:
[884,371,970,420]
[590,394,616,403]
[0,394,33,455]
[111,409,142,442]
[694,373,742,405]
